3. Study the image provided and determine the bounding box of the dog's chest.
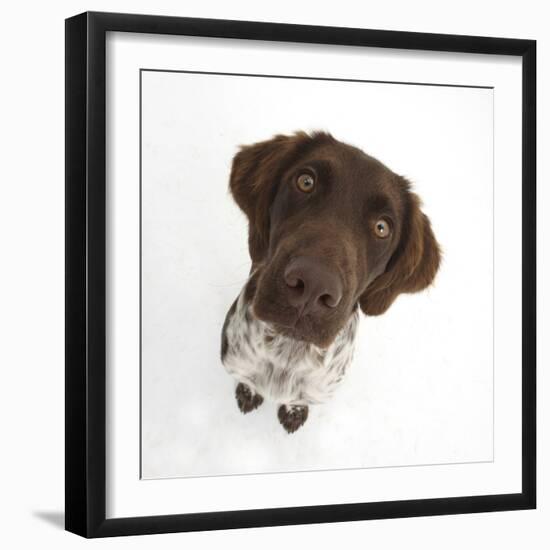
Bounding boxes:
[221,290,358,405]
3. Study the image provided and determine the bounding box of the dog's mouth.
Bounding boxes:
[268,312,313,338]
[252,298,344,349]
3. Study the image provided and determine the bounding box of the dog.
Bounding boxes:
[221,131,441,433]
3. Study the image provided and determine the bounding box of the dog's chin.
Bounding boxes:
[252,301,340,349]
[273,324,337,349]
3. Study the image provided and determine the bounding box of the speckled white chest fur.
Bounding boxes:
[222,285,359,406]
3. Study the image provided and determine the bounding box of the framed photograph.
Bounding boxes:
[65,11,536,538]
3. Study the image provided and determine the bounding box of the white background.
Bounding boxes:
[141,71,494,479]
[0,1,547,549]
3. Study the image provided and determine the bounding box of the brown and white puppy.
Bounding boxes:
[221,131,441,433]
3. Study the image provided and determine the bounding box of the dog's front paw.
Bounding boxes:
[235,383,264,414]
[277,404,309,433]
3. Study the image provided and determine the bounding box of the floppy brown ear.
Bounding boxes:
[229,132,311,263]
[359,182,441,316]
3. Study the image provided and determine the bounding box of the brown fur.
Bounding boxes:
[229,131,441,347]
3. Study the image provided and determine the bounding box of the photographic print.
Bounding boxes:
[140,70,493,479]
[66,12,535,537]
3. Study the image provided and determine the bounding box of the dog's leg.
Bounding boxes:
[277,404,309,433]
[235,382,264,414]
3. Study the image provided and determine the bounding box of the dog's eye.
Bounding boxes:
[296,173,315,193]
[374,219,391,239]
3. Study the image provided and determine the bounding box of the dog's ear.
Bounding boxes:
[359,178,441,316]
[229,132,311,263]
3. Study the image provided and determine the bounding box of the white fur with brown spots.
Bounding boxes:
[222,278,359,408]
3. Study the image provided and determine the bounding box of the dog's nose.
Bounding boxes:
[284,257,343,314]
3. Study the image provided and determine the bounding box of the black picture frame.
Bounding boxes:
[65,11,536,538]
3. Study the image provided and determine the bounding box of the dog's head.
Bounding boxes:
[230,131,441,348]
